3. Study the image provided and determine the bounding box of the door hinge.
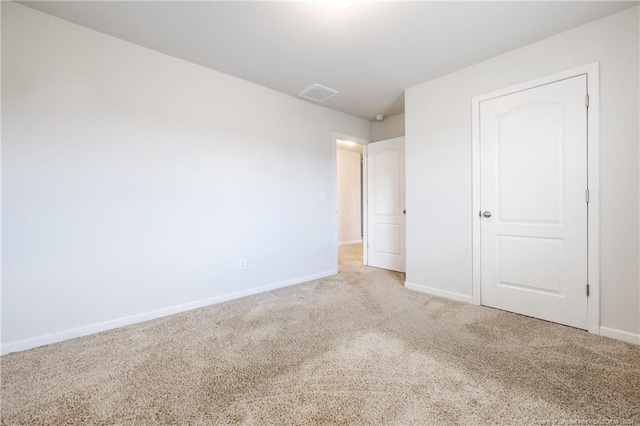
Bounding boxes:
[586,284,590,297]
[585,189,590,203]
[585,94,590,108]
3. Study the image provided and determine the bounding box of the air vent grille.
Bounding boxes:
[298,84,339,102]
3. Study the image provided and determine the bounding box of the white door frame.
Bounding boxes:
[333,133,370,271]
[471,62,600,334]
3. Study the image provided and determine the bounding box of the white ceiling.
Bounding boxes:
[337,138,364,153]
[21,1,638,121]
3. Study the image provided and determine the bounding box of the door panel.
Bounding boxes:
[498,236,562,293]
[498,103,563,223]
[367,137,405,272]
[480,76,588,329]
[374,223,401,255]
[373,150,402,215]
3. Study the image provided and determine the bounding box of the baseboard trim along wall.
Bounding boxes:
[405,282,639,346]
[338,239,362,247]
[1,269,337,355]
[404,282,474,304]
[599,326,640,345]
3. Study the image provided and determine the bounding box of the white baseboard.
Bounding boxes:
[1,269,336,355]
[338,239,362,246]
[404,281,474,304]
[407,284,639,346]
[599,326,640,345]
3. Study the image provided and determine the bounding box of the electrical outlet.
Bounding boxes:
[240,258,247,270]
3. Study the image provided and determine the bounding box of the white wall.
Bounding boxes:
[406,7,639,339]
[337,149,361,245]
[1,3,370,352]
[370,113,405,142]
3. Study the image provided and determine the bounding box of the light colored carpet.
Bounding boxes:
[2,243,639,425]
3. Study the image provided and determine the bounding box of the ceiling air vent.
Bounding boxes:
[298,84,339,102]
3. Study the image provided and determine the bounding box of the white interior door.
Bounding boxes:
[480,75,588,329]
[367,137,406,273]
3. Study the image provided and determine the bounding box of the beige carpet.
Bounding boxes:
[2,244,639,425]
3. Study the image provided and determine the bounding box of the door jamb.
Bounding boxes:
[471,62,600,334]
[333,133,370,270]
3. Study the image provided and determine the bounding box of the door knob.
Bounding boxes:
[403,210,406,214]
[482,211,492,218]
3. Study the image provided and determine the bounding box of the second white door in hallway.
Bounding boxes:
[367,137,406,273]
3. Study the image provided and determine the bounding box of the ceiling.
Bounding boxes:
[21,1,638,121]
[336,138,364,153]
